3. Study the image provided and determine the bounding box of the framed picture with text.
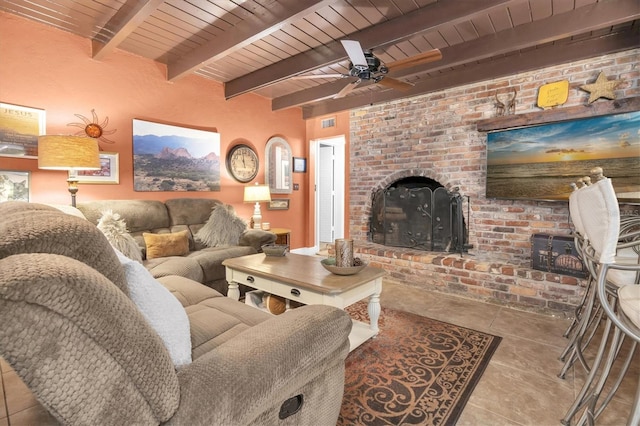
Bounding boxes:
[0,103,46,158]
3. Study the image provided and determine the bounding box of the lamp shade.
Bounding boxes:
[244,184,271,203]
[38,135,100,170]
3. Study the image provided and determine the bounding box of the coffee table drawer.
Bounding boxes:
[229,270,324,305]
[228,270,267,288]
[269,280,324,305]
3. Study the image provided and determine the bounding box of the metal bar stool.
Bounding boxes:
[561,175,640,425]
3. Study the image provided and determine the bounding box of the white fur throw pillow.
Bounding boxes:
[195,204,247,247]
[97,210,143,263]
[115,251,192,367]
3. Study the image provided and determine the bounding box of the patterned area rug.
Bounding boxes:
[340,303,501,425]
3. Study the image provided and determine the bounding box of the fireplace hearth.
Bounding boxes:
[369,177,470,253]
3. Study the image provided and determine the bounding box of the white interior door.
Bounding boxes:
[314,136,345,248]
[318,144,334,243]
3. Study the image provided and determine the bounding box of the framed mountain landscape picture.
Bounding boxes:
[486,111,640,202]
[132,119,221,191]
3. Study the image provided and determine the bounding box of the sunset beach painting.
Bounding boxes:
[486,111,640,201]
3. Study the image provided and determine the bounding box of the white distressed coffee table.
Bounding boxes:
[223,252,385,351]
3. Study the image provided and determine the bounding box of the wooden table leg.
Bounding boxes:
[228,281,240,301]
[367,292,381,334]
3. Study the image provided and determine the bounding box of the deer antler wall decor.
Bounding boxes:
[494,88,517,116]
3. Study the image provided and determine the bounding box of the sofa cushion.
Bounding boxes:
[156,275,271,360]
[0,203,129,295]
[188,246,256,283]
[117,252,192,367]
[165,198,222,227]
[144,230,190,259]
[145,256,205,283]
[0,252,180,424]
[78,199,170,233]
[98,210,143,262]
[239,229,278,252]
[195,204,247,247]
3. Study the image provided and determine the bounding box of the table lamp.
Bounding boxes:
[38,135,101,207]
[244,183,271,229]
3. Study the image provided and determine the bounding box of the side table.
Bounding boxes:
[270,228,291,246]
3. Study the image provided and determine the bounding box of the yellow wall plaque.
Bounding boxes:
[537,80,569,109]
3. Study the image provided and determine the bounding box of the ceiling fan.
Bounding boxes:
[293,40,442,98]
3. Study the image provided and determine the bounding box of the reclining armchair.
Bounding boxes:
[0,202,352,425]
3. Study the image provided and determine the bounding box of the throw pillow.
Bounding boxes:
[115,251,192,367]
[44,203,88,219]
[195,204,247,247]
[143,230,190,259]
[97,209,143,263]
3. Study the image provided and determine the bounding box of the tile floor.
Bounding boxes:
[1,279,637,425]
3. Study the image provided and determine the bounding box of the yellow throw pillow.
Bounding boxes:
[143,230,190,259]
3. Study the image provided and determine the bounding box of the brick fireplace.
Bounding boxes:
[346,48,639,313]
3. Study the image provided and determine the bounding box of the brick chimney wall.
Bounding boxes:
[349,48,639,313]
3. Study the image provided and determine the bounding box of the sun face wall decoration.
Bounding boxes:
[68,109,117,148]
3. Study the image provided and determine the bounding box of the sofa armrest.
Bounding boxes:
[167,304,352,425]
[239,229,277,252]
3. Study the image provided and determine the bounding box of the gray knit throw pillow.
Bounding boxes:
[97,209,144,263]
[195,204,247,247]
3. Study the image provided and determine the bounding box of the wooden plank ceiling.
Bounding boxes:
[2,0,638,118]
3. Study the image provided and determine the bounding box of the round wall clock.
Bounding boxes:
[227,144,259,183]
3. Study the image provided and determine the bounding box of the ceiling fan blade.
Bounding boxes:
[341,40,367,68]
[291,74,345,80]
[387,49,442,72]
[334,79,361,98]
[378,77,414,91]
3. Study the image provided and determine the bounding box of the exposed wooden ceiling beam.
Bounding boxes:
[91,0,165,61]
[391,0,640,78]
[301,27,640,119]
[274,0,640,111]
[224,0,517,99]
[167,0,335,81]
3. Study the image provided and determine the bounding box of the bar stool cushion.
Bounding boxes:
[618,284,640,329]
[576,178,620,264]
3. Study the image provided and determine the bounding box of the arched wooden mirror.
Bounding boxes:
[265,136,292,194]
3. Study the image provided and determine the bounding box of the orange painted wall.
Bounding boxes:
[0,12,309,248]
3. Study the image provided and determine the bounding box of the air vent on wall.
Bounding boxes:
[321,117,336,128]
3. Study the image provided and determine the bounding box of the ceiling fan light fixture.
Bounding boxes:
[349,67,363,77]
[290,40,441,99]
[364,52,381,70]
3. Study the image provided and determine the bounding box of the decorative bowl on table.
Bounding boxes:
[262,244,288,257]
[321,257,367,276]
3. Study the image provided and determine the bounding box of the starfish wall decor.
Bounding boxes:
[67,109,117,148]
[579,71,623,104]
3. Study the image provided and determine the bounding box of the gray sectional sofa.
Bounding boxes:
[77,198,276,295]
[0,201,352,425]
